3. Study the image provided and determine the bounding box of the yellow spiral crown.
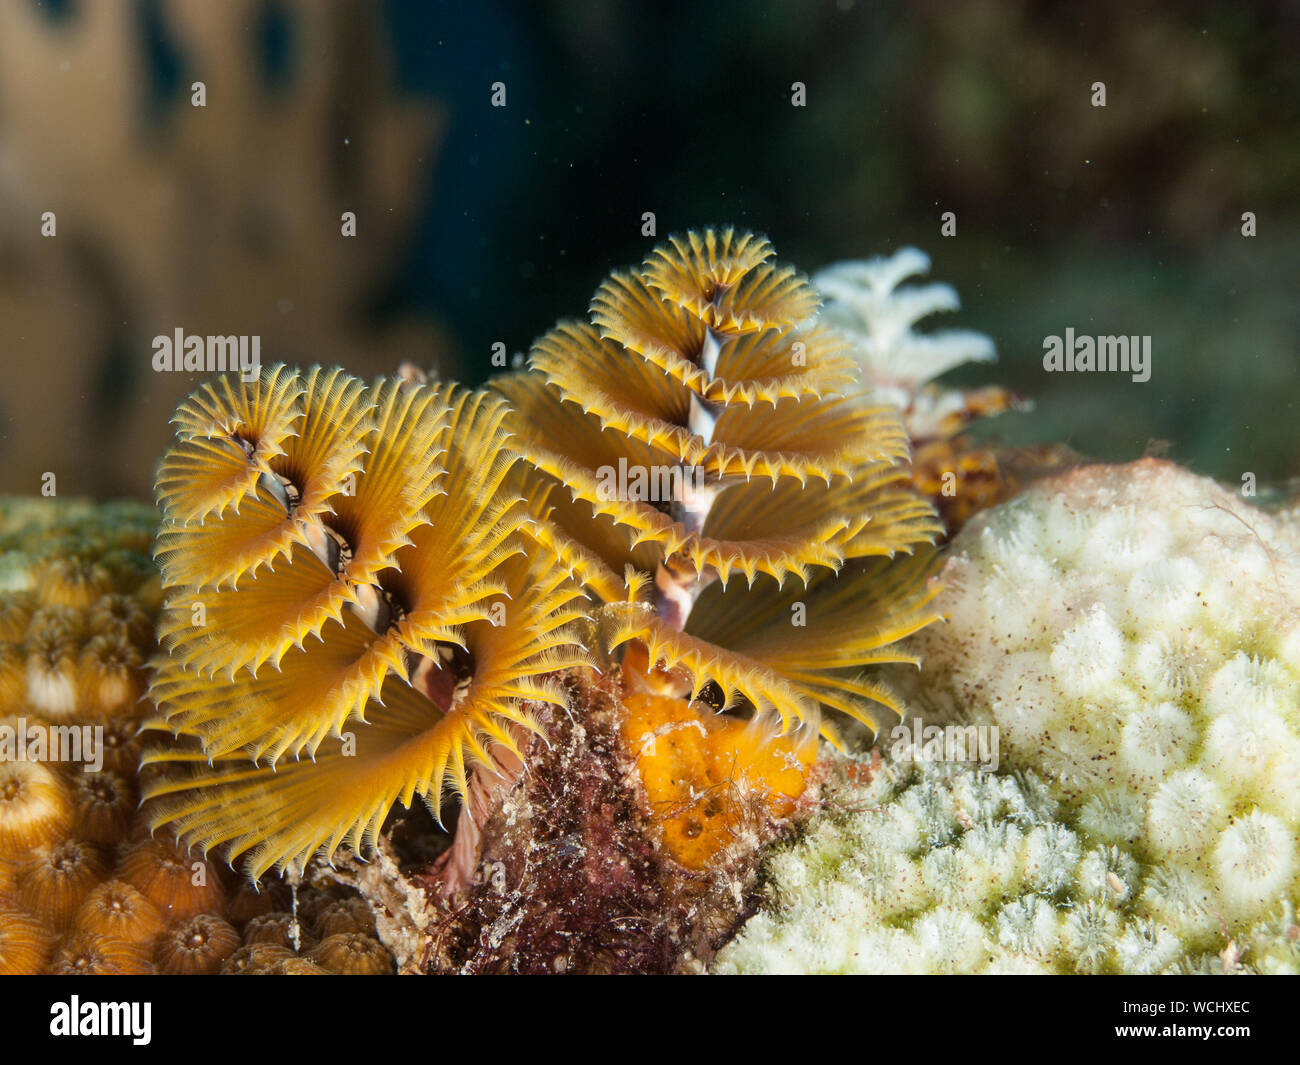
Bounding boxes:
[144,367,589,880]
[498,228,943,742]
[144,229,946,882]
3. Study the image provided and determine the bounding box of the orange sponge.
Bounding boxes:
[621,692,815,870]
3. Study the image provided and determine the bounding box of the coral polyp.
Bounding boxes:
[143,367,591,879]
[0,755,72,850]
[0,905,54,975]
[115,837,226,923]
[153,913,241,975]
[70,769,137,844]
[74,881,165,945]
[308,932,395,975]
[14,838,109,931]
[49,931,153,975]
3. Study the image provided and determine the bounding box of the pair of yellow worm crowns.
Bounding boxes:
[145,228,943,880]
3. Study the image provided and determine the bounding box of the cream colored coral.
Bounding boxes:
[715,460,1300,974]
[918,459,1300,867]
[714,754,1299,974]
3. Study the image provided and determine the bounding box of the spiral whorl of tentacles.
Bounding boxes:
[498,228,944,744]
[813,248,1072,533]
[143,367,589,880]
[142,230,948,891]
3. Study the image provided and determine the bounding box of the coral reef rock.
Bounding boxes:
[345,671,819,974]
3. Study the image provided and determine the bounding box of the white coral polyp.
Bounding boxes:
[913,907,989,973]
[1146,769,1228,857]
[1076,506,1170,574]
[1022,824,1081,894]
[1126,557,1203,628]
[1214,810,1296,919]
[1114,919,1183,975]
[1077,791,1146,844]
[983,575,1057,649]
[1060,902,1120,974]
[1131,630,1207,698]
[1202,706,1291,798]
[996,895,1060,960]
[1050,604,1124,699]
[1203,653,1290,720]
[1077,845,1139,904]
[1119,702,1195,784]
